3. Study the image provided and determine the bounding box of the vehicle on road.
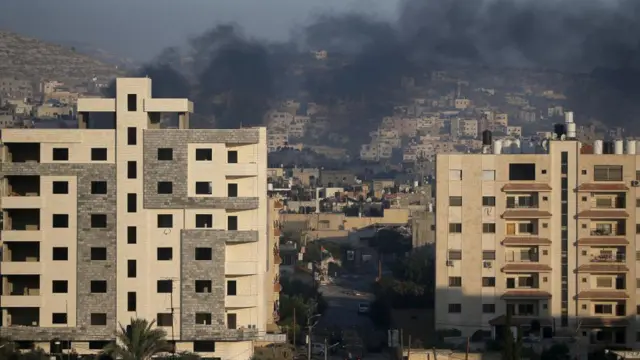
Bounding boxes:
[357,302,370,314]
[311,343,326,355]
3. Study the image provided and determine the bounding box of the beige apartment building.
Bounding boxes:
[435,131,640,348]
[0,77,275,359]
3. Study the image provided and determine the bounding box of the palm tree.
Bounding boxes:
[103,318,173,360]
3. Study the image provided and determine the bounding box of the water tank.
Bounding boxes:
[627,140,637,155]
[482,130,492,146]
[502,139,512,154]
[603,141,614,154]
[564,111,574,123]
[268,183,274,191]
[493,140,503,154]
[566,123,577,139]
[614,140,624,154]
[511,139,521,153]
[554,124,566,139]
[594,140,603,155]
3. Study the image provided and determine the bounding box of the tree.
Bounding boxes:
[103,318,173,360]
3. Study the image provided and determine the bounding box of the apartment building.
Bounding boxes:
[0,77,270,359]
[435,122,640,348]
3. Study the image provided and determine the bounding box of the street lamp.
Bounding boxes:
[307,314,322,360]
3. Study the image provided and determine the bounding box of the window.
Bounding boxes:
[127,193,137,213]
[91,313,107,326]
[227,150,238,163]
[91,181,107,194]
[482,251,496,260]
[196,313,212,325]
[157,247,173,261]
[482,304,496,313]
[127,161,137,179]
[519,223,534,233]
[195,148,213,161]
[542,169,547,174]
[157,214,173,228]
[196,214,213,228]
[449,223,462,233]
[52,181,68,194]
[594,165,623,181]
[157,181,173,194]
[52,148,69,161]
[228,183,238,197]
[127,94,137,111]
[52,313,68,324]
[157,148,173,161]
[91,247,107,260]
[196,280,213,293]
[195,182,212,195]
[90,280,107,293]
[89,341,110,350]
[448,250,462,260]
[482,277,496,287]
[482,223,496,233]
[195,247,213,260]
[91,214,107,228]
[482,196,496,206]
[157,313,173,327]
[636,198,640,208]
[228,216,238,231]
[448,304,462,313]
[157,280,173,293]
[227,313,237,330]
[449,196,462,206]
[53,214,69,228]
[127,292,137,312]
[193,341,216,353]
[509,163,536,180]
[482,170,495,181]
[127,226,137,244]
[127,260,137,278]
[127,127,137,145]
[91,148,107,161]
[636,171,640,181]
[637,224,640,234]
[594,304,613,314]
[449,170,462,180]
[52,247,68,261]
[448,277,462,287]
[596,277,612,288]
[52,280,68,293]
[227,280,237,295]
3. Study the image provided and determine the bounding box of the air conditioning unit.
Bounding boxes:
[446,260,454,267]
[632,180,640,187]
[483,261,493,268]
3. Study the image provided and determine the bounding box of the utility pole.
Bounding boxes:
[465,336,470,360]
[400,329,404,359]
[407,335,412,360]
[324,338,328,360]
[293,307,297,346]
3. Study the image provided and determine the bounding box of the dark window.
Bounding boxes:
[91,148,107,161]
[91,247,107,260]
[91,313,107,326]
[594,165,623,181]
[52,214,69,228]
[91,280,107,293]
[157,247,173,261]
[482,277,496,287]
[157,148,173,161]
[227,216,238,231]
[227,150,238,163]
[482,251,496,260]
[91,214,107,228]
[449,196,462,206]
[157,313,173,327]
[89,341,110,350]
[448,277,462,287]
[127,161,137,179]
[91,181,107,194]
[127,193,137,213]
[195,148,213,161]
[52,148,69,161]
[157,280,173,293]
[157,214,173,228]
[127,260,136,278]
[52,181,68,194]
[508,163,536,181]
[127,127,137,145]
[482,223,496,233]
[228,183,238,197]
[127,292,137,312]
[127,94,137,111]
[195,247,213,260]
[448,250,462,260]
[482,304,496,314]
[127,226,137,244]
[52,247,68,261]
[227,280,237,295]
[448,304,462,313]
[52,313,68,324]
[227,314,237,330]
[157,182,173,194]
[193,341,216,353]
[196,280,213,293]
[196,214,213,228]
[448,223,462,233]
[482,196,496,206]
[196,313,212,325]
[195,182,212,195]
[52,280,68,293]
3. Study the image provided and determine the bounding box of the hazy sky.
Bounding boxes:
[0,0,398,61]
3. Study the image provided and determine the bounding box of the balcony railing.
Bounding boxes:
[506,203,539,209]
[590,229,625,236]
[590,254,626,263]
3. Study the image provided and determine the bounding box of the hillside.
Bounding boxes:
[0,31,125,81]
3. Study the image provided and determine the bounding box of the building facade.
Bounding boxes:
[435,136,640,348]
[0,78,271,359]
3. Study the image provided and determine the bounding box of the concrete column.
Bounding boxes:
[179,112,190,129]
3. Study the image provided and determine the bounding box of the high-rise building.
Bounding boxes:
[435,115,639,348]
[0,78,274,358]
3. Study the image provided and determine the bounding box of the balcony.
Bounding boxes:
[4,308,40,326]
[591,194,626,209]
[589,252,626,263]
[225,163,258,177]
[2,176,42,209]
[1,262,41,275]
[576,291,628,300]
[506,194,539,209]
[3,143,40,163]
[578,210,628,219]
[502,210,551,219]
[2,275,41,302]
[3,209,41,231]
[1,295,41,307]
[576,183,629,192]
[225,295,258,308]
[502,183,552,192]
[590,222,625,237]
[505,247,540,263]
[501,291,551,300]
[225,261,258,275]
[503,263,551,272]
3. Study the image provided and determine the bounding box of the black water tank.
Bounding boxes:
[482,130,492,146]
[554,124,566,138]
[603,141,615,154]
